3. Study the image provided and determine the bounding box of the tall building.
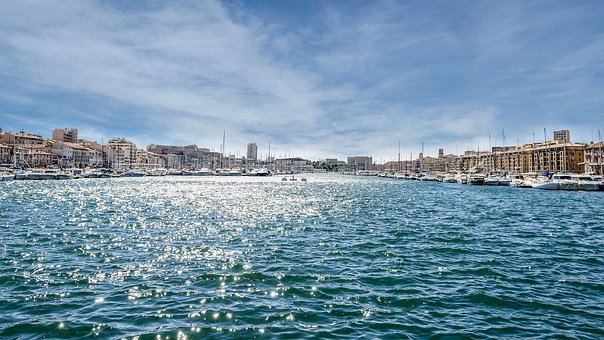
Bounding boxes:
[107,138,137,169]
[247,143,257,161]
[553,130,570,143]
[52,128,79,143]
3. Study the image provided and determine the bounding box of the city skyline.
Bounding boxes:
[1,1,603,160]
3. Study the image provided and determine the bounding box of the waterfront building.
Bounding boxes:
[0,131,45,145]
[162,154,185,169]
[461,140,585,174]
[108,138,137,169]
[147,144,218,169]
[583,141,604,175]
[274,157,313,173]
[0,144,11,165]
[52,128,79,143]
[347,156,373,171]
[51,141,91,168]
[135,149,163,168]
[80,141,109,168]
[247,143,257,162]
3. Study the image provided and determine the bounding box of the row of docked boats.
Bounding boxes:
[377,171,604,191]
[0,167,274,181]
[508,173,603,191]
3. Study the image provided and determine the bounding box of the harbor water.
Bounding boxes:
[0,174,602,338]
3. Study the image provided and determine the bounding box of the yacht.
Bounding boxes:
[531,176,558,190]
[467,173,486,185]
[497,177,512,186]
[510,174,533,188]
[0,171,14,181]
[28,169,46,180]
[123,169,146,177]
[56,170,74,180]
[40,169,59,180]
[484,176,499,186]
[442,174,457,183]
[551,173,578,191]
[15,170,30,180]
[256,168,270,176]
[571,174,600,191]
[228,169,242,176]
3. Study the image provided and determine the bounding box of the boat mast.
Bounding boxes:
[397,140,401,173]
[532,132,536,172]
[599,130,603,175]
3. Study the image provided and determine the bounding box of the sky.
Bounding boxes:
[0,0,603,161]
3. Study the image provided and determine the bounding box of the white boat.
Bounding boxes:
[1,172,14,181]
[510,173,534,188]
[551,173,578,191]
[442,175,457,183]
[27,169,46,180]
[572,174,600,191]
[228,169,241,176]
[531,177,558,190]
[56,171,74,180]
[484,177,499,186]
[467,173,486,185]
[123,170,146,177]
[497,178,511,186]
[256,168,270,176]
[41,169,61,180]
[455,173,467,184]
[15,170,30,180]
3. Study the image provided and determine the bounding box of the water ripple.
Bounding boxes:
[1,175,603,338]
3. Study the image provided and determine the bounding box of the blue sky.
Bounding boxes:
[0,0,603,161]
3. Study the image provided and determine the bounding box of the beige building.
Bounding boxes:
[52,128,79,143]
[52,141,92,168]
[461,141,585,174]
[583,141,604,175]
[108,138,137,169]
[0,131,45,145]
[0,144,12,165]
[347,156,373,170]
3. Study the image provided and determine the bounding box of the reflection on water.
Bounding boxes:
[0,174,603,338]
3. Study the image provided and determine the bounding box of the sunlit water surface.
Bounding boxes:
[1,174,603,338]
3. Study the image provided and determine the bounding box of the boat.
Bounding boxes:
[256,168,270,176]
[301,177,307,182]
[281,176,288,181]
[43,169,63,180]
[571,174,600,191]
[467,173,485,185]
[484,176,499,186]
[550,173,578,191]
[497,177,511,186]
[510,173,535,188]
[15,170,30,180]
[454,173,467,184]
[289,175,297,181]
[531,177,558,190]
[228,169,241,176]
[28,169,46,180]
[191,168,212,176]
[0,171,14,181]
[123,169,146,177]
[56,170,74,180]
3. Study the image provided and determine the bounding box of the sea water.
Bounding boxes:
[0,174,602,338]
